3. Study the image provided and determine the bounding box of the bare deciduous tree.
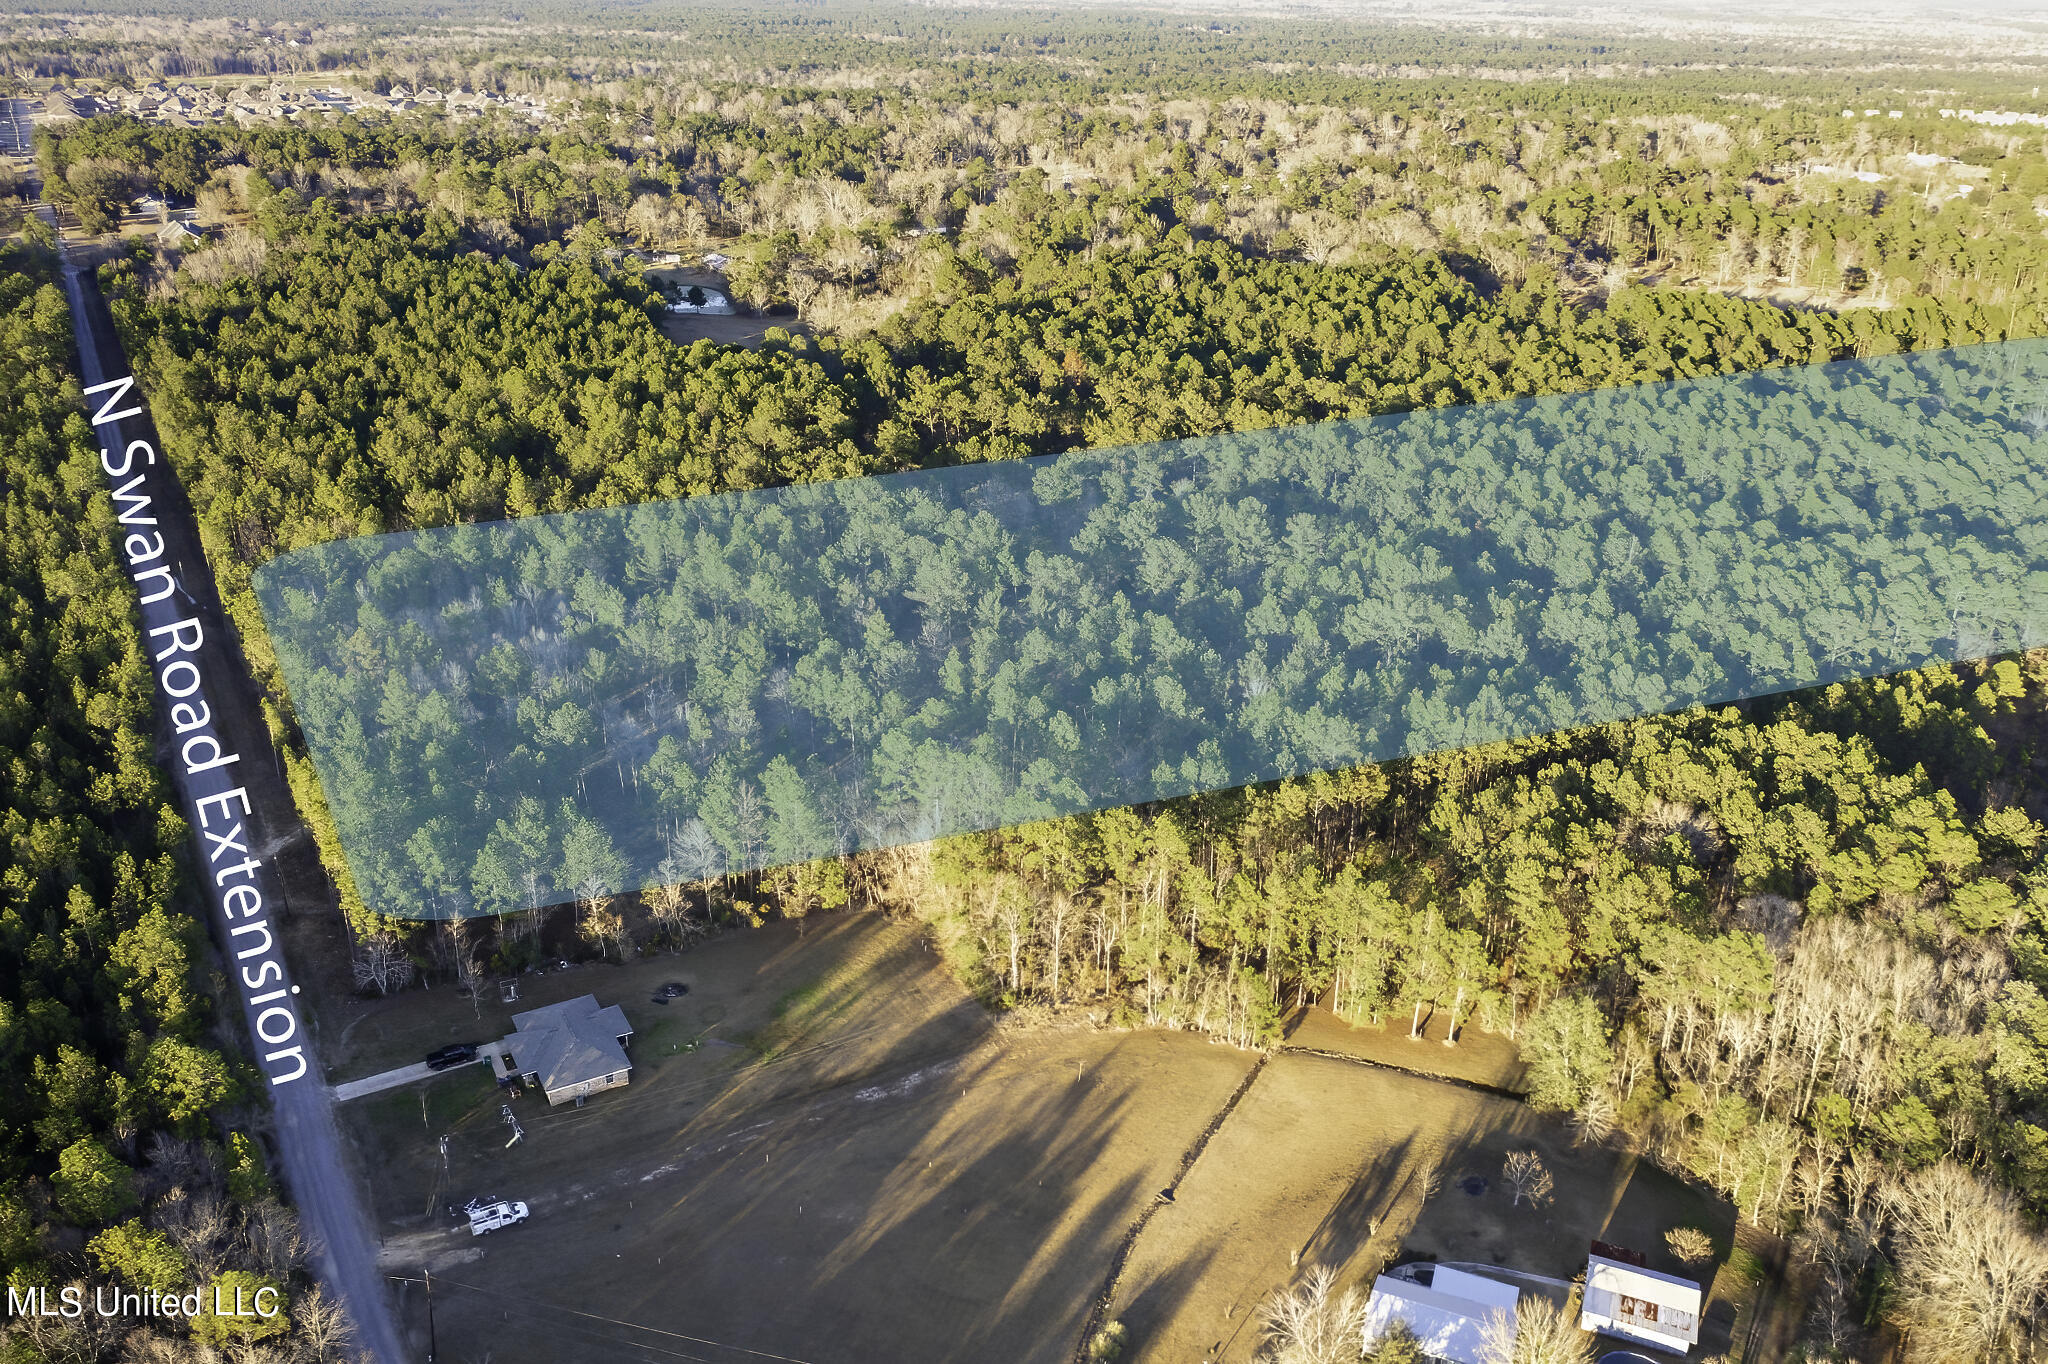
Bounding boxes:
[1261,1265,1369,1364]
[1665,1226,1714,1269]
[1882,1162,2048,1363]
[446,916,488,1018]
[578,894,628,960]
[1502,1151,1554,1210]
[351,933,414,996]
[1795,1199,1880,1360]
[1478,1291,1595,1364]
[644,879,696,952]
[1570,1090,1618,1148]
[296,1284,356,1362]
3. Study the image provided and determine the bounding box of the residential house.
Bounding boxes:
[43,90,99,120]
[665,284,735,315]
[498,995,634,1106]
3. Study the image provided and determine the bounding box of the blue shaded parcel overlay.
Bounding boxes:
[256,342,2048,919]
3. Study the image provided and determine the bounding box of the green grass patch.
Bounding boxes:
[743,961,871,1062]
[356,1066,500,1148]
[636,1014,721,1059]
[1724,1246,1767,1288]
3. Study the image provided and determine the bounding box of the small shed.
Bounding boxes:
[499,994,633,1106]
[1581,1252,1703,1354]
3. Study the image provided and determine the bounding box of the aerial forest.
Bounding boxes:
[11,5,2048,1357]
[0,246,351,1363]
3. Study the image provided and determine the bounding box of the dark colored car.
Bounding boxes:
[426,1043,480,1071]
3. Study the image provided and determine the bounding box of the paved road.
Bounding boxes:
[54,222,408,1364]
[334,1056,487,1103]
[0,97,30,155]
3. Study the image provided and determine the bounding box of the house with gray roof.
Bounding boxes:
[499,994,633,1105]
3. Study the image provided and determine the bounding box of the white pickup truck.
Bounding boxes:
[467,1200,529,1236]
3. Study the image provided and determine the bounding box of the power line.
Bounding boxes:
[386,1275,818,1363]
[389,1275,721,1363]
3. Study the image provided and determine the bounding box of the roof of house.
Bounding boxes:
[503,994,632,1095]
[1362,1270,1518,1364]
[1584,1254,1703,1345]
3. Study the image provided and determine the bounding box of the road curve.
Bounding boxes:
[56,235,409,1364]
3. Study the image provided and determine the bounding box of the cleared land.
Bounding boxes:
[347,915,1252,1362]
[1109,1050,1737,1362]
[655,308,809,349]
[341,913,1755,1362]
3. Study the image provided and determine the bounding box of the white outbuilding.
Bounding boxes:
[1361,1266,1520,1364]
[1580,1252,1703,1355]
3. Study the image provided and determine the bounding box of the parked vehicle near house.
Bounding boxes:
[426,1043,480,1070]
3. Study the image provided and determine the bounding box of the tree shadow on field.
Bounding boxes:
[1595,1156,1744,1357]
[612,1019,1181,1364]
[1054,1049,1752,1364]
[1376,1098,1599,1279]
[1117,1242,1225,1358]
[1097,1057,1531,1364]
[1299,1131,1420,1270]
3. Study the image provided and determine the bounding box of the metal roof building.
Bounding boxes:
[1581,1253,1703,1354]
[1361,1266,1520,1364]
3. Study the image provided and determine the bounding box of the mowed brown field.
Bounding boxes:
[343,914,1255,1363]
[337,913,1743,1362]
[1109,1051,1737,1363]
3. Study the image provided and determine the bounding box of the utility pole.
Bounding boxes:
[425,1269,437,1363]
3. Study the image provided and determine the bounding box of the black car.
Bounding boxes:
[425,1043,480,1071]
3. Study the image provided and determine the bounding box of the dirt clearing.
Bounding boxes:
[347,915,1745,1362]
[354,915,1251,1362]
[1109,1049,1737,1363]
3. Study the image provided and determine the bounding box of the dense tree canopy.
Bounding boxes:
[0,247,336,1362]
[247,334,2047,929]
[40,14,2048,1355]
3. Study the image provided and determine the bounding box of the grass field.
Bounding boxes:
[656,309,808,348]
[341,913,1753,1363]
[1108,1051,1737,1362]
[348,915,1254,1362]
